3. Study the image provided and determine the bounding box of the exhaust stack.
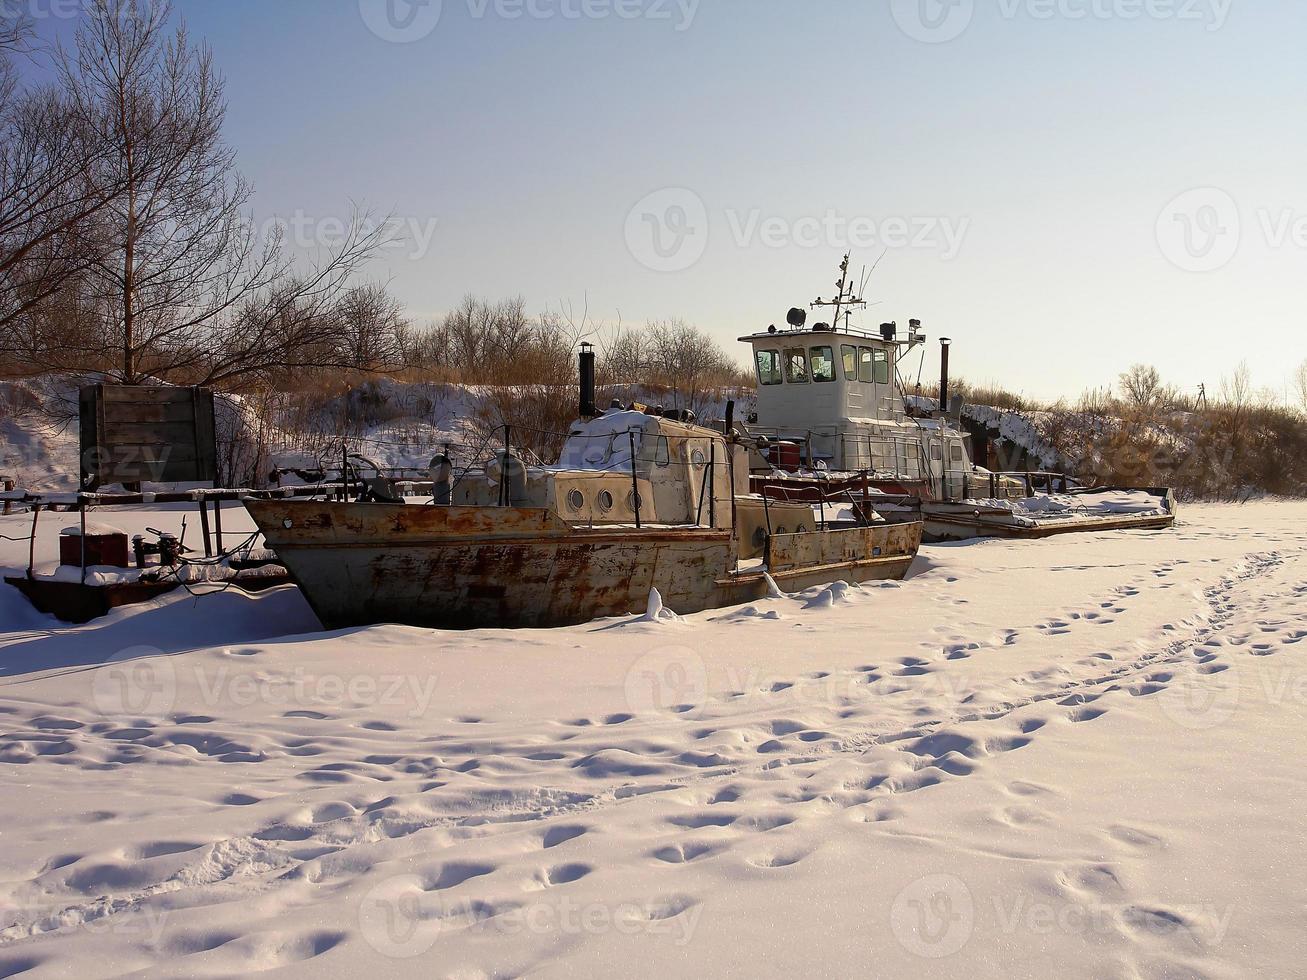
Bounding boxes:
[579,342,597,419]
[939,338,952,418]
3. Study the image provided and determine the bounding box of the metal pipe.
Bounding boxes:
[578,343,597,420]
[629,431,642,529]
[501,425,511,507]
[695,450,710,527]
[80,501,87,585]
[939,338,952,417]
[198,497,212,557]
[27,504,39,579]
[213,498,223,554]
[709,441,716,528]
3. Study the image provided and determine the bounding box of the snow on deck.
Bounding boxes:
[0,502,1305,977]
[960,489,1171,527]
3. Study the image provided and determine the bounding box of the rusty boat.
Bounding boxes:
[245,361,922,631]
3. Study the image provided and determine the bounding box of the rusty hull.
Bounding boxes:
[245,500,923,630]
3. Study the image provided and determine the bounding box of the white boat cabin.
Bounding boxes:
[740,325,973,498]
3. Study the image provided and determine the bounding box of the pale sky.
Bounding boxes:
[27,0,1307,401]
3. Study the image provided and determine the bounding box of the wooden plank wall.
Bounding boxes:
[79,385,218,489]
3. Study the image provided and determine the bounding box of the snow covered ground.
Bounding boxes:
[1,502,1305,978]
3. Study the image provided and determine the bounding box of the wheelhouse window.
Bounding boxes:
[811,346,836,383]
[756,349,783,386]
[841,345,857,381]
[858,347,875,384]
[875,348,891,384]
[784,348,809,384]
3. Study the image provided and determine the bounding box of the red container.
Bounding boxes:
[59,527,131,569]
[767,441,802,472]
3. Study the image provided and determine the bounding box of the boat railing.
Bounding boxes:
[756,480,881,535]
[749,426,934,489]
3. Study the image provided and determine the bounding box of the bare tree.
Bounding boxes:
[0,0,393,387]
[1220,361,1253,412]
[51,0,281,382]
[1294,360,1307,415]
[331,282,408,372]
[645,318,738,417]
[0,10,133,355]
[1118,364,1163,412]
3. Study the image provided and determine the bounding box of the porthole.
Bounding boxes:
[567,489,585,511]
[691,448,707,468]
[776,526,787,535]
[627,490,642,511]
[752,527,767,547]
[598,490,615,512]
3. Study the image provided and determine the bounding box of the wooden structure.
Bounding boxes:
[79,384,217,489]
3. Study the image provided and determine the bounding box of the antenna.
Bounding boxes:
[810,253,867,332]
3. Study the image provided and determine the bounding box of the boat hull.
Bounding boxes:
[245,501,922,630]
[920,488,1179,542]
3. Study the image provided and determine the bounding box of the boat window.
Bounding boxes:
[654,435,670,466]
[597,490,614,512]
[691,447,707,468]
[755,349,783,386]
[858,347,875,384]
[784,348,809,384]
[841,345,857,380]
[811,346,836,383]
[875,348,891,385]
[567,488,585,511]
[950,443,965,462]
[627,489,642,511]
[930,443,943,461]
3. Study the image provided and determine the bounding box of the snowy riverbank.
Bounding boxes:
[1,502,1305,977]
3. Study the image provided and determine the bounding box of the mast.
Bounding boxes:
[810,253,866,331]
